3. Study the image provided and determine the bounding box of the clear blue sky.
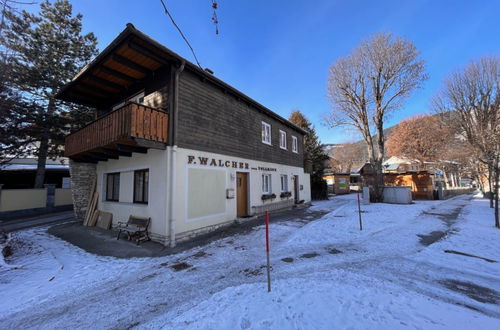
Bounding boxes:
[27,0,500,143]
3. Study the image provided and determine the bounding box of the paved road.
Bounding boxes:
[0,211,75,233]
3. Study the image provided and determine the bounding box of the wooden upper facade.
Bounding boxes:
[59,24,306,166]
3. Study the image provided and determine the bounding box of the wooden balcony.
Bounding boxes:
[65,102,168,163]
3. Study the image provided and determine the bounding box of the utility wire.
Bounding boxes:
[159,0,202,69]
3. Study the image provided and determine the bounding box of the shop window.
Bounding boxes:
[262,121,271,145]
[262,174,272,194]
[134,169,149,204]
[292,136,298,153]
[106,172,120,201]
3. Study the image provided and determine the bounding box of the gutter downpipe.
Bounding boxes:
[167,60,185,248]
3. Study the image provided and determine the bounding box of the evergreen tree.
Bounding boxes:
[1,0,97,186]
[289,110,329,199]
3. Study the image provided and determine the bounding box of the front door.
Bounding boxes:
[294,175,300,203]
[236,172,248,217]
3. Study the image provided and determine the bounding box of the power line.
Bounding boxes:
[159,0,202,69]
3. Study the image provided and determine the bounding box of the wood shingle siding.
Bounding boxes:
[177,70,304,168]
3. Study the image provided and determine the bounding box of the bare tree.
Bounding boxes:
[434,56,500,228]
[327,33,427,201]
[329,142,366,173]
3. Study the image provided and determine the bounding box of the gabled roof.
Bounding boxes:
[56,24,307,135]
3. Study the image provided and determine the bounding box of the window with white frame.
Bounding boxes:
[262,174,272,194]
[279,130,287,149]
[292,136,298,153]
[262,121,271,145]
[280,174,288,192]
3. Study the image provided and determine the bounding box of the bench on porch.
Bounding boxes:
[116,216,151,245]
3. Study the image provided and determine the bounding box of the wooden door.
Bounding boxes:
[294,175,299,203]
[236,172,248,217]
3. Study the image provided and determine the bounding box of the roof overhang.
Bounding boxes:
[56,24,177,109]
[57,23,307,135]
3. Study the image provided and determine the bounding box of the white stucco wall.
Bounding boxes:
[173,147,311,235]
[96,149,168,240]
[94,146,311,242]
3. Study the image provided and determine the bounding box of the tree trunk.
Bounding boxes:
[372,159,384,202]
[495,159,499,228]
[487,163,494,208]
[34,98,55,188]
[34,130,49,188]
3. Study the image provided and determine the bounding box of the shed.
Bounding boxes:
[330,173,351,194]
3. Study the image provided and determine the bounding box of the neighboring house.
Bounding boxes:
[383,156,462,189]
[0,158,70,189]
[383,156,420,173]
[57,24,311,246]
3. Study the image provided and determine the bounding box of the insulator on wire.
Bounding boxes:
[212,0,219,35]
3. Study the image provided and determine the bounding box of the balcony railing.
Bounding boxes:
[65,102,168,160]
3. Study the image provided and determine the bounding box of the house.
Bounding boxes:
[56,24,311,246]
[0,158,70,189]
[383,156,420,173]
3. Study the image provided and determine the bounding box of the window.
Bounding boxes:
[112,91,145,110]
[106,173,120,201]
[262,174,272,194]
[134,169,149,204]
[279,130,287,149]
[281,175,288,192]
[292,136,298,153]
[262,121,271,145]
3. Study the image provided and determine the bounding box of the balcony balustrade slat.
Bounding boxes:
[64,103,168,158]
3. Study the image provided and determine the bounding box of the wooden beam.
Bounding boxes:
[128,42,168,65]
[90,151,118,160]
[112,54,151,75]
[134,138,167,150]
[86,153,109,161]
[70,157,98,164]
[102,147,132,157]
[73,86,109,100]
[77,82,113,98]
[65,92,103,108]
[99,65,137,83]
[116,143,148,154]
[87,75,126,91]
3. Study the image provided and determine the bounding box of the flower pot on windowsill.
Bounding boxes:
[261,193,276,201]
[280,191,292,199]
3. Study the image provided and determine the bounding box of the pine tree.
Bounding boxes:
[289,110,329,199]
[1,0,97,186]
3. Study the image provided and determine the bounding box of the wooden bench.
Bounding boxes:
[116,216,151,245]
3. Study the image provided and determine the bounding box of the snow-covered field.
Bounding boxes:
[1,194,499,329]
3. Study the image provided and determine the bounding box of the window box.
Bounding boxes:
[280,191,292,198]
[261,193,276,201]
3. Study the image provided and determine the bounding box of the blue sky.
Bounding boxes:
[27,0,500,143]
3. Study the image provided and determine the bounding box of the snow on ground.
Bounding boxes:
[1,193,499,329]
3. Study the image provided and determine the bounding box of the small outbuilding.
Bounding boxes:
[324,172,351,194]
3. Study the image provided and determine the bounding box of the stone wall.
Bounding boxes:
[69,160,97,222]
